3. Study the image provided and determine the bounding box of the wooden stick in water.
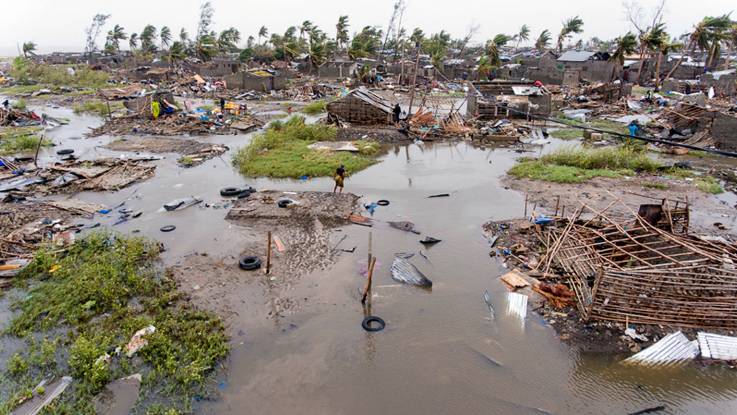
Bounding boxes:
[361,256,377,305]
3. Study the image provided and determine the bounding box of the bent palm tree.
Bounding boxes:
[609,32,637,81]
[535,30,551,52]
[557,16,584,52]
[664,14,732,82]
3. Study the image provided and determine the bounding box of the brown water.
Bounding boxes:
[10,102,737,414]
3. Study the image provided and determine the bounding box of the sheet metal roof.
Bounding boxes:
[558,51,596,62]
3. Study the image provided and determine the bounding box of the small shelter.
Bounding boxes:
[326,87,394,125]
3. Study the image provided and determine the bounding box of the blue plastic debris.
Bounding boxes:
[534,215,554,226]
[98,209,111,214]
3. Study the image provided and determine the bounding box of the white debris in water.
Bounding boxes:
[623,331,699,367]
[506,292,527,322]
[698,332,737,361]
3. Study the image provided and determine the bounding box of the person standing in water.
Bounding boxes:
[333,164,346,193]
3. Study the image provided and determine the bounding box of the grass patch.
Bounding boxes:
[73,100,123,117]
[178,156,195,167]
[695,176,724,194]
[550,128,583,139]
[643,181,669,190]
[0,127,51,155]
[11,99,26,110]
[302,100,328,115]
[233,116,378,178]
[8,57,109,89]
[508,145,662,183]
[1,232,228,414]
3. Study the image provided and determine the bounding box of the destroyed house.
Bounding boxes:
[466,80,551,119]
[545,200,737,329]
[557,51,617,83]
[326,87,393,125]
[223,69,287,92]
[317,58,357,79]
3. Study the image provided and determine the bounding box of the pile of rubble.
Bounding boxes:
[0,157,156,196]
[489,197,737,329]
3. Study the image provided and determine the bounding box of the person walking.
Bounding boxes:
[333,164,346,193]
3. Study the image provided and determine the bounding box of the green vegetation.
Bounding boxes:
[11,99,26,110]
[508,146,662,183]
[643,181,669,190]
[0,127,51,155]
[178,156,195,167]
[1,232,228,414]
[7,57,109,89]
[550,128,583,139]
[233,116,379,178]
[302,100,328,115]
[695,176,724,194]
[73,100,123,117]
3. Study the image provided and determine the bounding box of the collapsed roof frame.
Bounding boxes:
[535,195,737,328]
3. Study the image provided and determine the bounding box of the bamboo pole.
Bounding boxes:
[265,231,272,274]
[361,256,377,305]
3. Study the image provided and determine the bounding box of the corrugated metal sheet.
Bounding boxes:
[351,87,393,114]
[506,292,528,321]
[623,331,699,367]
[698,332,737,360]
[557,51,596,62]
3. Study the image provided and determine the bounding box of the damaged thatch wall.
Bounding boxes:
[539,200,737,329]
[326,88,393,125]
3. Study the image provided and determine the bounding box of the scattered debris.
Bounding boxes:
[390,255,432,288]
[623,331,699,367]
[124,325,156,357]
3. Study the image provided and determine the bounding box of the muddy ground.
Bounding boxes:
[105,136,228,166]
[171,191,361,324]
[504,175,737,236]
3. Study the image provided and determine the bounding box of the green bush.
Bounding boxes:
[233,116,378,178]
[9,57,109,88]
[302,100,328,115]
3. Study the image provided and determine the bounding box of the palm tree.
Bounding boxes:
[336,16,350,50]
[655,38,682,87]
[410,28,425,47]
[723,23,737,70]
[258,26,268,45]
[129,33,139,50]
[167,41,187,66]
[22,41,37,57]
[179,28,189,43]
[557,16,584,52]
[609,32,637,81]
[635,23,667,85]
[665,14,733,82]
[140,25,158,53]
[218,27,241,53]
[535,30,551,52]
[299,21,314,40]
[160,26,172,50]
[514,24,530,52]
[477,55,493,80]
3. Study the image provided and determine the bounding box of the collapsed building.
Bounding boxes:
[656,103,737,151]
[466,80,552,119]
[537,200,737,329]
[326,87,394,125]
[223,69,288,92]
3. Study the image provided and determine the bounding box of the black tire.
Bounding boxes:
[239,256,262,270]
[160,225,176,232]
[362,316,385,332]
[376,200,390,206]
[277,199,293,208]
[237,190,252,199]
[220,187,243,197]
[56,149,75,155]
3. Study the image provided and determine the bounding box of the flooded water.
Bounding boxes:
[7,101,737,414]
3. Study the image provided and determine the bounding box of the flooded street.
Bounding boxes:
[6,102,737,414]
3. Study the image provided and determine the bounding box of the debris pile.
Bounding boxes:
[0,158,156,196]
[509,198,737,329]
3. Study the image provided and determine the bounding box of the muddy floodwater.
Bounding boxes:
[8,102,737,414]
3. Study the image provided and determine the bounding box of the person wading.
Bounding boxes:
[333,164,346,193]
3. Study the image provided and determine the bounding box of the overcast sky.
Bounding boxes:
[0,0,734,55]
